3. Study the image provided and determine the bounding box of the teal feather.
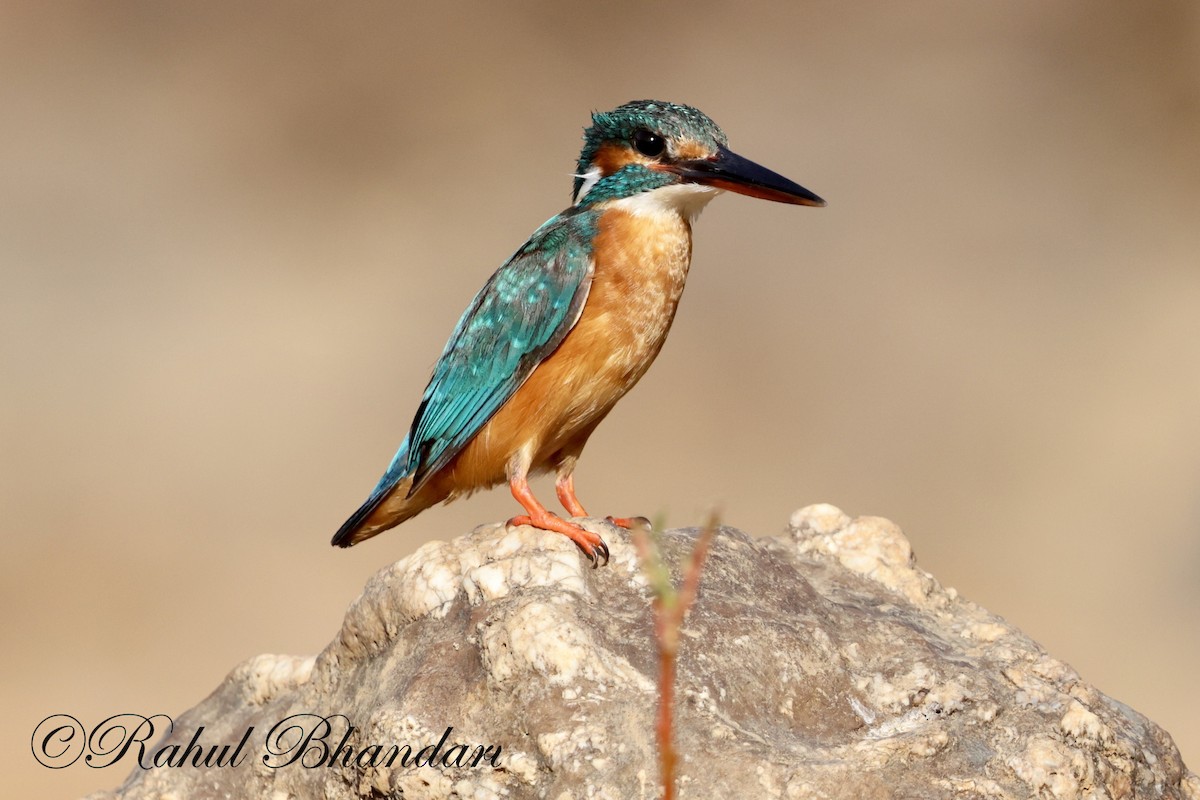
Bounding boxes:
[332,209,598,547]
[397,207,599,494]
[332,208,598,547]
[577,164,675,206]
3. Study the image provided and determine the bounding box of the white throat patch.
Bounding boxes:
[609,182,723,222]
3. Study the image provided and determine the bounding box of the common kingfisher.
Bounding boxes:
[332,100,823,565]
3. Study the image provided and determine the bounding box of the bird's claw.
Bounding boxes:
[507,512,610,568]
[569,525,609,568]
[605,515,650,531]
[589,538,610,568]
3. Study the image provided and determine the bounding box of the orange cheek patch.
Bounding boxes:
[592,143,640,176]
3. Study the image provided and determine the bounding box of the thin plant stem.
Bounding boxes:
[633,512,718,800]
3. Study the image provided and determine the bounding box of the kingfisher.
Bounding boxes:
[332,100,823,565]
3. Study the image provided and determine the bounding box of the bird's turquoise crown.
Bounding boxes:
[572,100,728,204]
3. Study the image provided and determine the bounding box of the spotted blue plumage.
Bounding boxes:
[331,208,598,544]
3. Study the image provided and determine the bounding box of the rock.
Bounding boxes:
[86,506,1197,799]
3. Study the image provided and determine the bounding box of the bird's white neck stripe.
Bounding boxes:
[572,168,601,205]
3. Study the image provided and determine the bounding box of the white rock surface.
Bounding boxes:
[87,507,1197,799]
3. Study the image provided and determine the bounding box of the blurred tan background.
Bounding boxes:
[3,2,1198,796]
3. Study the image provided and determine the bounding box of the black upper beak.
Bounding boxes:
[669,145,825,207]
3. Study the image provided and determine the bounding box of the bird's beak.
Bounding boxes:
[667,145,825,207]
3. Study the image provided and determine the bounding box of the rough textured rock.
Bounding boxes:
[88,506,1197,799]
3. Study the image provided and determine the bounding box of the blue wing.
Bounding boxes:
[388,209,597,496]
[402,213,595,491]
[331,209,597,547]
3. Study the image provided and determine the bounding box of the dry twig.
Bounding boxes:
[632,512,718,800]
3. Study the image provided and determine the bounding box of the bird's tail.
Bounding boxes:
[331,441,428,548]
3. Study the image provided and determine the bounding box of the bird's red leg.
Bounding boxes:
[508,474,609,566]
[556,470,643,529]
[555,472,589,518]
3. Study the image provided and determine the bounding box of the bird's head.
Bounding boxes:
[571,100,824,215]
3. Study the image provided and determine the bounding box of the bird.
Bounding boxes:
[332,99,823,565]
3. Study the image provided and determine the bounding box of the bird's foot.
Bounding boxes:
[507,512,610,567]
[605,515,651,530]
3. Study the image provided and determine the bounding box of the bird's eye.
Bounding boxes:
[632,129,666,158]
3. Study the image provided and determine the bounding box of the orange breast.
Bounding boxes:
[431,207,694,496]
